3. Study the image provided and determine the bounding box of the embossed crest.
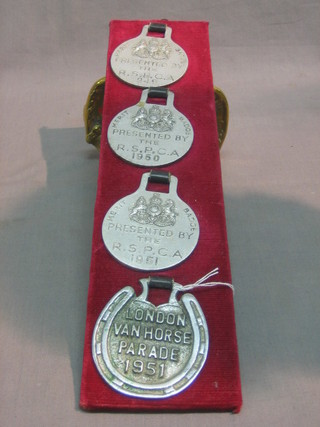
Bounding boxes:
[92,278,209,398]
[129,193,178,227]
[107,89,194,167]
[110,24,188,87]
[101,172,200,270]
[132,37,171,60]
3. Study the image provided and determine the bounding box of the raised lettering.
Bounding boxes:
[138,343,146,357]
[148,346,157,359]
[126,342,135,355]
[118,341,127,353]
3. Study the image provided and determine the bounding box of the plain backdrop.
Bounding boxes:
[1,1,320,426]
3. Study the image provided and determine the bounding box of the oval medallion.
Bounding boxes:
[92,277,209,398]
[108,88,194,166]
[111,23,188,88]
[102,171,199,270]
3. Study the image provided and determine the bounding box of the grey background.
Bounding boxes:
[1,1,320,426]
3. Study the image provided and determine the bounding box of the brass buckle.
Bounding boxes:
[84,78,229,151]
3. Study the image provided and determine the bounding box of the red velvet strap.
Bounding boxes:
[80,19,242,412]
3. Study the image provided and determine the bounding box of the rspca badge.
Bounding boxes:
[107,88,194,167]
[111,23,188,88]
[101,171,199,271]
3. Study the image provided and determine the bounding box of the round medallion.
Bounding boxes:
[92,277,209,398]
[102,171,199,271]
[108,88,194,166]
[111,23,188,87]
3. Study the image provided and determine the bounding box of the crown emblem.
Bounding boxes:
[132,38,171,60]
[131,106,175,132]
[129,193,178,227]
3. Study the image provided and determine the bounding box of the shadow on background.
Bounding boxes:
[224,190,320,391]
[1,126,320,408]
[1,127,99,408]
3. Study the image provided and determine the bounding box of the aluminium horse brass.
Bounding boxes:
[108,88,194,166]
[111,23,188,88]
[101,171,199,270]
[92,277,209,398]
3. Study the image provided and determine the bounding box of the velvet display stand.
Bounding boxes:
[80,20,242,412]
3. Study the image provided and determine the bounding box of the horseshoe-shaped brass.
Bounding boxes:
[92,278,209,398]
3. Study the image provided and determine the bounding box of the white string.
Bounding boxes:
[173,267,235,294]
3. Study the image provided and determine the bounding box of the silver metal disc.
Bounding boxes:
[111,25,188,87]
[92,279,209,398]
[108,89,194,166]
[102,173,199,270]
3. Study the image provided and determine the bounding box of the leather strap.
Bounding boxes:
[148,170,171,184]
[148,23,166,33]
[148,87,168,99]
[148,276,173,290]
